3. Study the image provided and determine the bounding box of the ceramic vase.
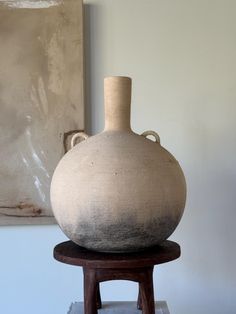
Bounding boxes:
[50,76,186,252]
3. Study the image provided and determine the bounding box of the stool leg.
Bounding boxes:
[139,267,155,314]
[83,268,98,314]
[96,283,102,309]
[137,285,142,310]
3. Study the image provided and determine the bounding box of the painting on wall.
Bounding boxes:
[0,0,84,225]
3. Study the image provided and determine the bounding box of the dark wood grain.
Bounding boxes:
[53,240,181,314]
[54,240,180,268]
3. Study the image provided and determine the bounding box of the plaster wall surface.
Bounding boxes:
[0,1,236,313]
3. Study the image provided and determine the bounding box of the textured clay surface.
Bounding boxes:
[51,77,186,252]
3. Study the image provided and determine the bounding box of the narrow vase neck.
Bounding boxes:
[104,76,132,132]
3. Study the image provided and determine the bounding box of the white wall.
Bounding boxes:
[1,1,236,313]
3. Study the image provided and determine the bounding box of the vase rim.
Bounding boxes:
[104,76,131,81]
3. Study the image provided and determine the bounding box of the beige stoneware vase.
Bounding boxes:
[50,76,186,252]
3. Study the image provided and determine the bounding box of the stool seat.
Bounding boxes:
[53,240,180,314]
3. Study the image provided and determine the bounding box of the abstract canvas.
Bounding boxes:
[0,0,84,225]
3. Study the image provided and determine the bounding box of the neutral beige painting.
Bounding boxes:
[0,0,84,225]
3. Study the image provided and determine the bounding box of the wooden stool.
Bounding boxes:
[54,240,180,314]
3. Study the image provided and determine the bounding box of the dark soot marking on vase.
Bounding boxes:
[65,215,177,252]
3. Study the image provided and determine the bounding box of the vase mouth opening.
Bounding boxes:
[104,76,132,82]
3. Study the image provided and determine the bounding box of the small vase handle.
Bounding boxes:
[71,132,89,148]
[141,130,160,144]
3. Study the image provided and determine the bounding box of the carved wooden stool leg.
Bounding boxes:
[83,268,98,314]
[54,241,180,314]
[96,283,102,309]
[83,265,156,314]
[139,267,155,314]
[137,285,142,310]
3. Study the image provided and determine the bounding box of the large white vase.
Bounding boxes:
[50,76,186,252]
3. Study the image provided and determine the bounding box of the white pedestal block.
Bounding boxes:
[68,301,170,314]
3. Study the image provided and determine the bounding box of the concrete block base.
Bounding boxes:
[68,301,170,314]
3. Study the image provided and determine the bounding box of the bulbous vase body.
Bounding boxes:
[50,77,186,252]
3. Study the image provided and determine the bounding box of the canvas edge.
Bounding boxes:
[0,215,57,226]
